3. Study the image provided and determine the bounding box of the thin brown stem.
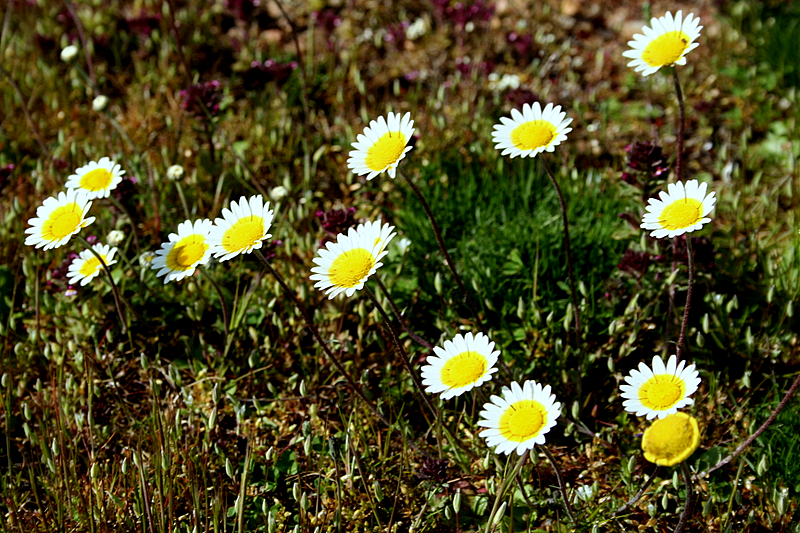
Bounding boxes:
[540,157,582,347]
[374,276,433,349]
[398,167,484,330]
[77,236,128,333]
[675,235,694,360]
[541,445,576,522]
[616,466,660,515]
[672,67,685,183]
[674,462,694,533]
[254,250,389,427]
[363,285,438,420]
[702,371,800,477]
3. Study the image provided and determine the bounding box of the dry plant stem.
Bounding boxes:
[672,67,685,183]
[674,462,694,533]
[540,157,582,346]
[199,269,229,337]
[363,285,438,420]
[541,445,576,522]
[484,451,527,533]
[616,466,660,515]
[254,250,388,426]
[77,235,127,333]
[703,371,800,476]
[398,166,484,330]
[374,276,433,349]
[271,0,311,125]
[0,62,50,158]
[675,235,694,360]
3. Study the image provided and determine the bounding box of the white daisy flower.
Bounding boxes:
[622,10,703,76]
[310,220,396,299]
[24,188,95,250]
[67,243,118,286]
[620,354,701,420]
[347,112,415,180]
[641,179,716,239]
[208,195,274,262]
[65,157,125,199]
[492,102,573,159]
[478,380,561,456]
[421,332,500,399]
[151,219,213,284]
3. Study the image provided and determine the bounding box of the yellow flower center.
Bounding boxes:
[642,412,700,466]
[639,374,686,411]
[166,234,208,271]
[499,399,547,442]
[79,255,105,277]
[365,132,407,172]
[329,248,375,288]
[510,120,556,151]
[42,203,84,242]
[221,216,265,253]
[440,351,488,388]
[79,168,114,191]
[659,198,702,230]
[643,31,691,68]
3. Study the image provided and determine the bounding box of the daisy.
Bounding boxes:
[347,112,415,180]
[642,412,700,466]
[67,243,118,286]
[620,354,701,420]
[492,102,573,159]
[421,332,500,399]
[310,220,396,299]
[65,157,125,199]
[24,188,95,250]
[623,10,703,76]
[478,380,561,456]
[641,179,716,239]
[208,195,274,262]
[151,219,213,284]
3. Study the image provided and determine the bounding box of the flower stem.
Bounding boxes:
[254,250,388,427]
[672,67,685,182]
[615,466,660,515]
[484,452,527,533]
[675,235,694,360]
[374,276,433,349]
[541,445,576,522]
[77,235,128,334]
[702,371,800,477]
[674,461,694,533]
[540,157,583,351]
[199,268,229,338]
[398,166,484,330]
[363,285,438,420]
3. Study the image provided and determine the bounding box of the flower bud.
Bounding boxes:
[60,45,79,63]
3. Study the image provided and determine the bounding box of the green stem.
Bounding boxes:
[484,452,527,533]
[76,235,128,333]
